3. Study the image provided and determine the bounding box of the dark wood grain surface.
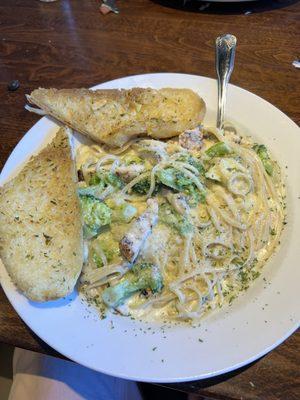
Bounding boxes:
[0,0,299,398]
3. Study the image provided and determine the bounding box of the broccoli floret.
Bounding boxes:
[156,168,179,191]
[80,196,112,239]
[131,177,150,194]
[102,262,163,308]
[78,185,104,198]
[176,173,195,188]
[89,172,123,189]
[105,172,123,188]
[177,154,205,175]
[132,177,161,195]
[253,144,273,176]
[157,168,205,205]
[159,203,193,236]
[185,185,205,206]
[92,233,120,267]
[89,173,104,187]
[205,142,232,159]
[79,172,124,199]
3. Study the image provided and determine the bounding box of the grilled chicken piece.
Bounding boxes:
[179,126,203,151]
[119,199,158,262]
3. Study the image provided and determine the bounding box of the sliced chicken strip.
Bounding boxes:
[179,126,203,151]
[120,199,158,262]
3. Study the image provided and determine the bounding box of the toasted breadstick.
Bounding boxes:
[0,128,83,301]
[26,87,206,147]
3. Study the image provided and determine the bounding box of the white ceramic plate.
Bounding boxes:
[0,73,299,383]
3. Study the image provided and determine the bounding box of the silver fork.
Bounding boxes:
[215,34,237,129]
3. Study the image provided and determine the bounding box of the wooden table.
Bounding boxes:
[0,0,299,398]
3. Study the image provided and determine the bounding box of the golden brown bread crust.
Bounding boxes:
[0,128,83,301]
[27,87,206,147]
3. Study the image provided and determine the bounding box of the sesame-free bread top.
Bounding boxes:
[0,128,83,301]
[26,87,206,147]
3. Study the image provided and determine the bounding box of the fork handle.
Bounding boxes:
[215,34,237,129]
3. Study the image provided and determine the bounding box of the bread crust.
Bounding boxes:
[27,87,206,147]
[0,128,83,301]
